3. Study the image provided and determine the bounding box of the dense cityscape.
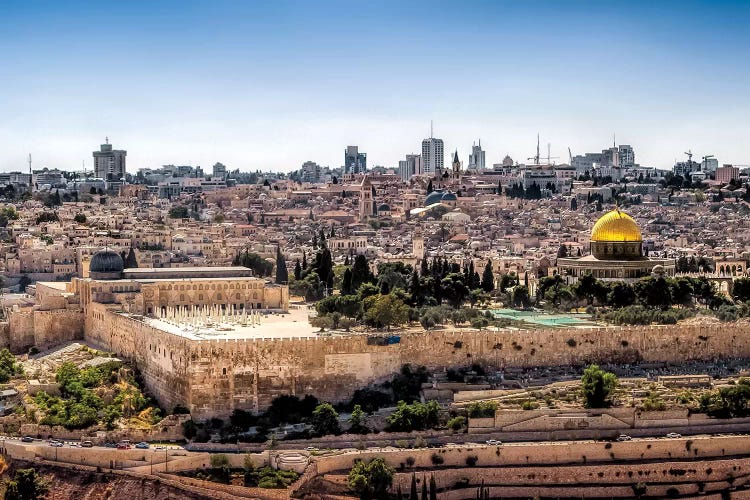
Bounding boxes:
[4,1,750,499]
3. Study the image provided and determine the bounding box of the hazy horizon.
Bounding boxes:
[2,0,749,173]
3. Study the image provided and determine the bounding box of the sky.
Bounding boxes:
[1,0,749,173]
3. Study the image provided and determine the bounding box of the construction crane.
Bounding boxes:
[684,150,693,163]
[528,134,541,165]
[545,143,560,166]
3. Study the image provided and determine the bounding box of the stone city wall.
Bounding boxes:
[76,314,750,418]
[311,434,750,475]
[181,322,750,416]
[5,308,84,353]
[85,305,192,414]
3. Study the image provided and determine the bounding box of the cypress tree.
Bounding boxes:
[410,474,418,500]
[294,259,302,280]
[341,268,353,295]
[275,247,288,284]
[429,475,437,500]
[302,251,307,269]
[481,260,494,292]
[124,248,138,269]
[421,475,427,500]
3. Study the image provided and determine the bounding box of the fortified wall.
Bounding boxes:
[84,310,750,418]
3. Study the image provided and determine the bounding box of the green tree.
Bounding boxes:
[410,473,418,500]
[124,248,138,269]
[0,348,22,383]
[349,404,369,434]
[441,273,469,308]
[341,267,354,295]
[581,364,618,408]
[168,206,189,219]
[275,247,288,284]
[351,255,373,291]
[429,475,437,500]
[347,458,394,500]
[363,294,409,329]
[4,468,49,500]
[481,260,494,292]
[311,402,341,436]
[733,277,750,302]
[294,259,302,280]
[234,251,274,277]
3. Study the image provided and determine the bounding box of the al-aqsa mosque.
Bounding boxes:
[557,209,675,281]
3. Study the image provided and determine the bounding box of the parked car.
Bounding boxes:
[21,436,34,443]
[103,442,117,448]
[485,439,502,445]
[117,443,131,450]
[616,434,632,442]
[49,440,63,447]
[135,442,150,449]
[665,433,682,438]
[81,441,94,448]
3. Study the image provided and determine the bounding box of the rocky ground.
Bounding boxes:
[2,462,219,500]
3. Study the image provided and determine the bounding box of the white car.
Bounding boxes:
[485,439,502,445]
[665,433,682,438]
[616,434,632,442]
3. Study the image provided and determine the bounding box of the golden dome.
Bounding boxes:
[591,209,642,242]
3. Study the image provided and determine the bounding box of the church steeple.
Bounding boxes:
[452,150,461,179]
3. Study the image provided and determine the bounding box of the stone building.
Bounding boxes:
[557,208,675,281]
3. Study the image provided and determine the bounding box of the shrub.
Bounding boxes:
[521,400,539,410]
[465,455,478,467]
[430,453,444,465]
[466,401,497,418]
[566,338,577,348]
[447,416,467,431]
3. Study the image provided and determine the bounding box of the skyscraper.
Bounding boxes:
[468,140,485,171]
[421,137,444,175]
[344,146,367,174]
[398,154,422,180]
[93,138,127,181]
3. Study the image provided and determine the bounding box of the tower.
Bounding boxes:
[421,123,444,176]
[412,232,425,261]
[452,150,461,179]
[359,175,374,221]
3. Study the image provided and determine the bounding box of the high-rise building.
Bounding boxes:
[468,140,486,171]
[93,139,127,181]
[398,154,422,180]
[212,162,227,178]
[702,157,719,174]
[300,161,322,183]
[618,145,635,168]
[421,137,444,175]
[344,146,367,174]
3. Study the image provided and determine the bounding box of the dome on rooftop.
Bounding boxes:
[591,209,642,242]
[441,192,457,201]
[89,250,124,280]
[425,190,444,206]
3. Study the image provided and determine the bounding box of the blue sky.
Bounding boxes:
[1,0,749,172]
